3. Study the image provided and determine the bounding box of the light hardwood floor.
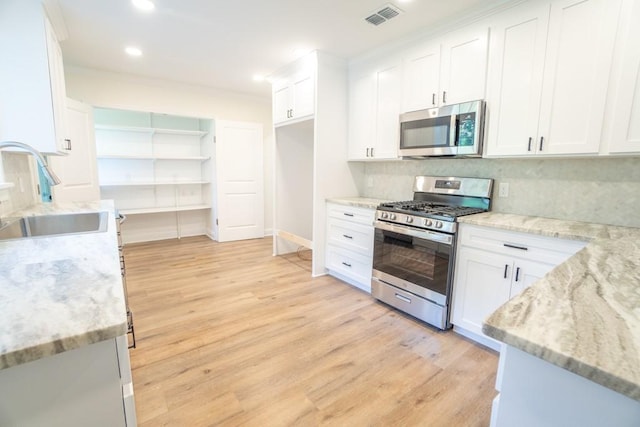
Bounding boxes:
[125,236,498,427]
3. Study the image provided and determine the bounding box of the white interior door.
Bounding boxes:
[50,98,100,202]
[215,120,264,242]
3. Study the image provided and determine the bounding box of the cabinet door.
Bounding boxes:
[451,247,513,338]
[50,99,100,202]
[607,0,640,153]
[373,63,401,159]
[509,258,555,298]
[440,26,489,106]
[537,0,622,155]
[347,72,376,160]
[485,3,550,156]
[402,42,441,112]
[44,16,69,152]
[292,73,314,120]
[272,82,291,125]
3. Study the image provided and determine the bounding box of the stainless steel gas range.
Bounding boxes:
[371,176,493,330]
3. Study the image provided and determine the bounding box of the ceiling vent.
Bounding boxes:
[365,3,403,26]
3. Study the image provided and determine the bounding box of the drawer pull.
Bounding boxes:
[503,243,528,251]
[515,267,521,282]
[503,264,509,279]
[395,293,411,304]
[343,213,354,217]
[342,262,352,268]
[343,234,353,239]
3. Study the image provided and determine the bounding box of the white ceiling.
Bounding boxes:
[53,0,513,97]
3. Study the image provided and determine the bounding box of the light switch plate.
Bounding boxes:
[499,182,509,198]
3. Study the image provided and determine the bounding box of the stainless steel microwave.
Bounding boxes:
[399,100,485,158]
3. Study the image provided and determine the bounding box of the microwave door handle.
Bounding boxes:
[450,114,458,147]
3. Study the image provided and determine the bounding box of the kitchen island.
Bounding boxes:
[0,200,136,426]
[459,213,640,426]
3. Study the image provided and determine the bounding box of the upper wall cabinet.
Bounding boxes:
[348,59,402,160]
[486,0,623,157]
[271,56,316,126]
[0,1,69,154]
[604,0,640,154]
[402,26,489,112]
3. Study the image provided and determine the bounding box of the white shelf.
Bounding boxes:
[95,124,208,137]
[118,205,210,215]
[96,155,210,161]
[100,181,210,187]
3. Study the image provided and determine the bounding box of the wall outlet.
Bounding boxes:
[499,182,509,198]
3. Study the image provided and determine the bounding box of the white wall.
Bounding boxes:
[64,66,275,234]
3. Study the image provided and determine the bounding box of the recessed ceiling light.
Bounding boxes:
[252,74,265,82]
[132,0,155,12]
[125,46,143,57]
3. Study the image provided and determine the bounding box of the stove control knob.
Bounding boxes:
[381,212,388,219]
[424,219,433,227]
[406,216,413,223]
[435,221,443,229]
[389,213,396,220]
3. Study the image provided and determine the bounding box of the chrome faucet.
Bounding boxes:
[0,141,61,186]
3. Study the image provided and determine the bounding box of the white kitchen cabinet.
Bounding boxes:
[0,1,69,154]
[50,99,100,203]
[325,202,375,292]
[272,57,315,126]
[401,26,489,113]
[451,224,586,350]
[348,60,401,160]
[94,108,214,244]
[486,0,622,157]
[0,336,136,427]
[604,0,640,154]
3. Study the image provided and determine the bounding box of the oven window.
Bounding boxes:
[400,115,451,149]
[373,228,451,296]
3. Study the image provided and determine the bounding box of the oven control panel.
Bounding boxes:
[376,210,456,234]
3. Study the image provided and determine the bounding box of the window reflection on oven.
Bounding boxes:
[373,230,451,296]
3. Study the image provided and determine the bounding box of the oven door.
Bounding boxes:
[372,220,454,306]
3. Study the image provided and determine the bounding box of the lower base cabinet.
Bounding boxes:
[451,224,586,350]
[491,345,640,427]
[325,202,375,292]
[0,336,136,427]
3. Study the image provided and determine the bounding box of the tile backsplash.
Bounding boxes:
[361,157,640,228]
[0,152,37,218]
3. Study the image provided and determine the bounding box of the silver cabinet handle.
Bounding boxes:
[395,293,411,304]
[343,213,354,217]
[342,261,352,268]
[64,138,72,150]
[527,137,532,152]
[432,93,436,106]
[366,147,370,157]
[539,136,544,151]
[343,234,353,239]
[515,267,521,282]
[503,264,509,279]
[371,147,375,157]
[442,91,447,104]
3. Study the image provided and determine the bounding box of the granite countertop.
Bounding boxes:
[459,212,640,402]
[0,200,127,370]
[326,197,390,210]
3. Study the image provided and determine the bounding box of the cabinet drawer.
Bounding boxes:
[326,245,373,286]
[458,224,586,265]
[327,218,374,255]
[327,203,375,226]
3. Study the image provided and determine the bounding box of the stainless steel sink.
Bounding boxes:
[0,212,108,241]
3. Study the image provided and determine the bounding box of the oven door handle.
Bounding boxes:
[374,220,453,245]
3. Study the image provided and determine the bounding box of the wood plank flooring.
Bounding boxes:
[124,236,498,427]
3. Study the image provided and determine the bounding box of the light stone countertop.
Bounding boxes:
[458,212,640,402]
[0,200,127,370]
[326,197,390,210]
